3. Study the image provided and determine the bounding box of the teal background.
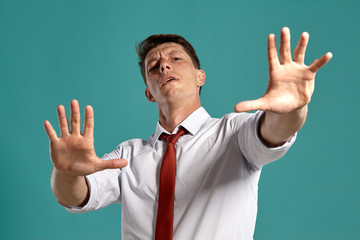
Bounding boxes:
[1,0,359,239]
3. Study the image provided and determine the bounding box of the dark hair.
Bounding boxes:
[136,34,201,86]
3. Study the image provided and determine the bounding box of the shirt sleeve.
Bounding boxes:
[235,111,296,170]
[65,147,124,213]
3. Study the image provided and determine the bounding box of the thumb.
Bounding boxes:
[234,98,266,113]
[96,158,128,171]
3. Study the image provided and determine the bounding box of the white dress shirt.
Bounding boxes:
[67,107,296,240]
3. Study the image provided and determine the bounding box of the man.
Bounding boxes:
[44,27,332,239]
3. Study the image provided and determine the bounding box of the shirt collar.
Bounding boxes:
[150,107,211,147]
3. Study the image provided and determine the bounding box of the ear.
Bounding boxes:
[196,69,206,87]
[145,88,156,103]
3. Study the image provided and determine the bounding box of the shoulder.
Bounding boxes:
[219,111,263,131]
[222,112,252,122]
[118,138,149,148]
[102,138,152,160]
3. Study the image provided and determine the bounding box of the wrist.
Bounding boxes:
[52,168,85,185]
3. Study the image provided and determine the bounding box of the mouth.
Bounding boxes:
[166,77,175,83]
[161,76,177,88]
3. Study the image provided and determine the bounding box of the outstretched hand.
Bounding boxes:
[44,100,128,177]
[234,27,332,113]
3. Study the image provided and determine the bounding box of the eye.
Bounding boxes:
[149,64,159,72]
[173,57,181,61]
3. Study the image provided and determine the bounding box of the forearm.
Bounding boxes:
[259,105,307,147]
[51,168,89,207]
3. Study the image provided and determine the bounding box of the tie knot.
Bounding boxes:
[161,128,187,144]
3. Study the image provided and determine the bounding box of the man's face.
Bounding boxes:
[144,43,205,105]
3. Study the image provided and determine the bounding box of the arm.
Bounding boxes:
[235,27,332,147]
[44,100,128,207]
[50,168,90,207]
[258,106,307,147]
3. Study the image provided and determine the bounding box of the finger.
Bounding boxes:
[279,27,292,64]
[309,52,333,73]
[57,105,69,136]
[96,158,128,171]
[44,120,58,142]
[294,32,309,64]
[234,98,266,113]
[70,99,81,135]
[267,33,280,71]
[83,105,94,138]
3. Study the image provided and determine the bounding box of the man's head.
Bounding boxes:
[136,34,203,96]
[135,34,205,107]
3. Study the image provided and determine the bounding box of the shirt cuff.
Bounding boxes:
[239,111,297,170]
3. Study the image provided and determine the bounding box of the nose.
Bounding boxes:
[159,59,171,73]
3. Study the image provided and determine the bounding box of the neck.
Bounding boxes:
[158,100,201,132]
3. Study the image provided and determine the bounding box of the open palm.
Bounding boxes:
[44,100,127,176]
[234,27,332,113]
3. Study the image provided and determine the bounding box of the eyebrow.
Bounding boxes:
[147,50,184,64]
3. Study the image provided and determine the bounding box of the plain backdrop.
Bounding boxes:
[1,0,359,239]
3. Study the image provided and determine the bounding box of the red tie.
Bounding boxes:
[155,128,186,240]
